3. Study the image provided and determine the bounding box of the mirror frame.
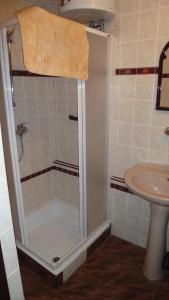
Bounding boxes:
[156,41,169,111]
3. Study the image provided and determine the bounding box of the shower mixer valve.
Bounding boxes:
[16,123,28,137]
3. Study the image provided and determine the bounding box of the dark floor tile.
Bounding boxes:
[20,236,168,300]
[153,275,169,300]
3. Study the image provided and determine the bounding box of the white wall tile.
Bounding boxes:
[117,101,134,123]
[137,40,156,67]
[117,123,133,145]
[134,101,152,125]
[120,13,139,42]
[140,0,159,11]
[149,126,169,151]
[120,42,138,68]
[138,10,158,40]
[126,213,141,234]
[121,0,139,14]
[117,75,136,100]
[110,0,169,249]
[133,125,150,148]
[135,75,154,100]
[158,6,169,38]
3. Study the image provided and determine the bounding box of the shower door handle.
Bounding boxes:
[68,115,78,121]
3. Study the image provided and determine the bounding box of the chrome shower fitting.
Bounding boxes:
[16,123,28,162]
[16,123,28,137]
[7,28,15,44]
[89,20,105,31]
[7,27,16,107]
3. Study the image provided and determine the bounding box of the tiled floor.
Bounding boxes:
[20,236,169,300]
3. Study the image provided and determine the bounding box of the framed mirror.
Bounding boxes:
[156,42,169,111]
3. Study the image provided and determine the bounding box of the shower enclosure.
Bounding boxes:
[0,18,112,277]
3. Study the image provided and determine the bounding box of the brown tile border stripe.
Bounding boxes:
[116,67,158,75]
[21,163,79,183]
[0,243,10,300]
[21,166,53,183]
[18,248,63,288]
[111,182,133,194]
[111,176,125,184]
[111,176,133,194]
[12,68,159,77]
[53,160,79,170]
[53,166,79,177]
[162,74,169,78]
[12,70,59,78]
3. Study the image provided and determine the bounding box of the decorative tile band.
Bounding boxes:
[12,68,159,78]
[53,160,79,170]
[21,162,79,183]
[21,167,53,183]
[111,176,133,194]
[21,166,130,192]
[116,67,158,76]
[53,166,79,177]
[162,74,169,78]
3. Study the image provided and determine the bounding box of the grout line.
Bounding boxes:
[118,5,169,18]
[146,0,161,163]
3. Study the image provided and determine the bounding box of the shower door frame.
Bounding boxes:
[0,20,27,244]
[0,17,88,252]
[0,19,112,275]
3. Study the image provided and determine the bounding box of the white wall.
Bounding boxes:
[0,125,24,300]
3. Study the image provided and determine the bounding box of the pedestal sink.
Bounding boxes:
[125,163,169,281]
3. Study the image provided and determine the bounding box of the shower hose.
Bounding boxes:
[18,135,24,162]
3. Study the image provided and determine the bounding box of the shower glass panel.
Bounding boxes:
[9,24,81,265]
[85,32,109,235]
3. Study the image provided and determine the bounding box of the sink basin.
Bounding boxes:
[124,163,169,281]
[125,163,169,206]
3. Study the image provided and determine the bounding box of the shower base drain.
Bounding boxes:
[52,257,60,263]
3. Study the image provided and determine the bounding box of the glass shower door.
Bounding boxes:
[6,23,82,266]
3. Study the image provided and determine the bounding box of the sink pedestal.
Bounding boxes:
[143,203,169,281]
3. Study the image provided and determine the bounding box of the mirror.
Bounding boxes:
[156,42,169,111]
